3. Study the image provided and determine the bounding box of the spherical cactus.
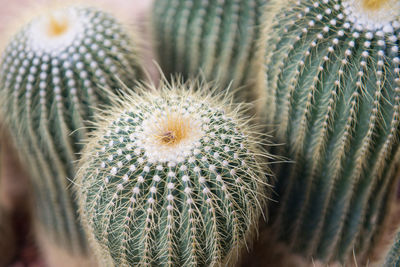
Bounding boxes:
[261,0,400,263]
[76,80,270,267]
[0,5,144,253]
[152,0,267,102]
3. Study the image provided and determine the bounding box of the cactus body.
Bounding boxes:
[152,0,267,101]
[76,81,269,267]
[0,6,143,253]
[261,0,400,263]
[384,228,400,267]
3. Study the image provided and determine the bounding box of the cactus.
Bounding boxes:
[260,0,400,263]
[384,227,400,267]
[152,0,267,101]
[0,5,143,253]
[75,80,270,267]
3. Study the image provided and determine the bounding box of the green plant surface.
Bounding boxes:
[76,79,271,267]
[152,0,267,102]
[261,0,400,263]
[0,5,143,253]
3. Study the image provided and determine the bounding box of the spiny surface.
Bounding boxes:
[0,5,143,253]
[76,82,269,267]
[152,0,267,101]
[262,0,400,263]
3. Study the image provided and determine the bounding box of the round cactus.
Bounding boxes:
[0,5,144,253]
[152,0,267,101]
[76,80,270,267]
[261,0,400,263]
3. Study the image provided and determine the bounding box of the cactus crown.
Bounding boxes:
[155,114,190,146]
[343,0,399,30]
[46,13,69,37]
[362,0,390,10]
[76,79,271,266]
[23,6,92,53]
[137,101,204,163]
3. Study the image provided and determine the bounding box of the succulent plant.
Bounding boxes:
[76,80,270,267]
[0,5,143,253]
[152,0,267,101]
[260,0,400,263]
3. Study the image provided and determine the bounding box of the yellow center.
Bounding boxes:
[362,0,390,10]
[47,14,69,37]
[155,113,189,146]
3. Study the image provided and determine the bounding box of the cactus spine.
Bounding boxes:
[152,0,267,101]
[261,0,400,263]
[76,80,270,267]
[0,5,143,253]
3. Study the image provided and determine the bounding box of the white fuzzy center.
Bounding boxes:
[28,8,86,53]
[138,113,204,163]
[342,0,400,32]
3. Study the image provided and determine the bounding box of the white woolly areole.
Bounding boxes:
[342,0,400,32]
[138,112,204,163]
[27,8,87,53]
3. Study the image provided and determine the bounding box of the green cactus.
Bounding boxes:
[75,80,270,267]
[0,5,143,253]
[384,227,400,267]
[260,0,400,263]
[152,0,267,101]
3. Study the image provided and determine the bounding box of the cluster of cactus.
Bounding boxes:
[0,0,400,266]
[76,81,269,266]
[0,5,143,253]
[261,0,400,263]
[152,0,267,101]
